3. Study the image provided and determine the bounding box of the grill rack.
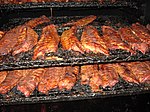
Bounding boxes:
[0,15,150,71]
[0,78,150,106]
[0,15,150,105]
[0,1,138,10]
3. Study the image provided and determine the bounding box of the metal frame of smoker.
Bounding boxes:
[0,0,150,106]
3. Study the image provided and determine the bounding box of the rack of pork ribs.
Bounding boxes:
[0,61,150,105]
[0,15,150,105]
[0,15,150,70]
[0,0,137,9]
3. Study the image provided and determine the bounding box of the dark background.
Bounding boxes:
[0,93,150,112]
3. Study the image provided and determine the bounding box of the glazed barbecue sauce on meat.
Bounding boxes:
[0,15,50,56]
[63,15,96,27]
[0,71,8,84]
[124,62,150,84]
[61,26,85,53]
[0,70,28,94]
[58,66,79,90]
[33,24,60,60]
[118,27,149,54]
[17,68,46,97]
[38,67,65,94]
[131,23,150,46]
[102,26,135,54]
[81,25,109,55]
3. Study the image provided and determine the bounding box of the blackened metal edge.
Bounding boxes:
[0,88,149,106]
[0,1,137,10]
[0,53,150,71]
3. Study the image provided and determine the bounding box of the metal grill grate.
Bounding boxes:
[0,16,149,71]
[0,0,138,10]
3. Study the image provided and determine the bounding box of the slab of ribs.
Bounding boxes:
[0,61,149,96]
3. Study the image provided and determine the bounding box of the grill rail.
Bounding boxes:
[0,1,139,10]
[0,81,150,105]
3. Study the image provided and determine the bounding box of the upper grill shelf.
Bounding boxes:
[0,1,138,10]
[0,15,149,71]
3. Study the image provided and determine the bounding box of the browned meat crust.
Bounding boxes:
[38,67,65,94]
[118,27,149,54]
[63,15,96,27]
[33,24,60,60]
[102,25,135,54]
[61,26,85,53]
[0,71,8,84]
[81,25,109,55]
[131,23,150,45]
[17,68,46,97]
[0,70,27,94]
[0,15,50,56]
[58,66,79,90]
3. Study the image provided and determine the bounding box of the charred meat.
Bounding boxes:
[12,26,38,55]
[125,62,150,84]
[99,64,119,88]
[112,63,139,84]
[24,15,50,29]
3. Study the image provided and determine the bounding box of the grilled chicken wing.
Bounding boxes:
[38,67,65,94]
[81,25,109,55]
[0,70,27,94]
[61,26,85,53]
[0,71,7,84]
[17,68,46,97]
[131,23,150,45]
[118,27,149,54]
[58,66,79,90]
[63,15,96,27]
[33,24,60,60]
[102,26,135,54]
[0,15,50,56]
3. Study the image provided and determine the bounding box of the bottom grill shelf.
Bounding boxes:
[0,80,150,105]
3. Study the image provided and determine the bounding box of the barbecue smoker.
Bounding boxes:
[0,0,150,112]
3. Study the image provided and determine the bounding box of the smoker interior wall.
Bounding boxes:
[145,0,150,23]
[0,6,143,30]
[1,93,150,112]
